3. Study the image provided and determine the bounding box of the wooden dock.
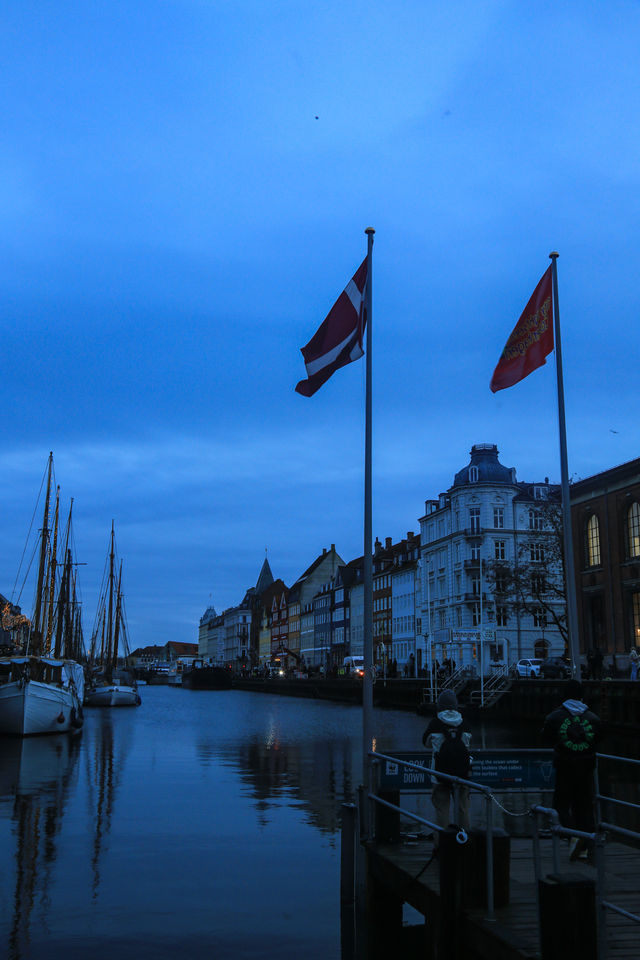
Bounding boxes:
[364,834,638,959]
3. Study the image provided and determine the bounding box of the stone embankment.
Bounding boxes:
[233,676,640,731]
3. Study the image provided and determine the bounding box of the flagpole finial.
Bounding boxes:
[549,251,559,259]
[365,227,375,235]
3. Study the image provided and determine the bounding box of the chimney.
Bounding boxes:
[322,547,327,556]
[374,537,382,554]
[330,543,335,552]
[385,537,392,549]
[407,531,414,540]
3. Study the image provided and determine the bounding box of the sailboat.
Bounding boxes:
[0,453,85,736]
[85,523,141,708]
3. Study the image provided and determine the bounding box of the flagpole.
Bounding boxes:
[363,227,375,838]
[549,252,581,680]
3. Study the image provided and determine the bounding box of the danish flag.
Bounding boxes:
[295,258,368,397]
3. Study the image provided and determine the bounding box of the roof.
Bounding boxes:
[255,557,274,594]
[452,443,516,487]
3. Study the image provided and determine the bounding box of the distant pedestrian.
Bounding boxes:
[630,647,639,681]
[422,690,472,847]
[592,647,604,681]
[541,679,601,860]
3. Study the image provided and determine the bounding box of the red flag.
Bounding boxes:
[490,266,554,393]
[295,258,368,397]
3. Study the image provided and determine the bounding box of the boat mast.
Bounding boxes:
[112,561,123,670]
[54,500,73,659]
[32,453,53,650]
[44,486,60,655]
[106,522,115,676]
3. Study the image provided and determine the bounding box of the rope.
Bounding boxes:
[486,792,534,817]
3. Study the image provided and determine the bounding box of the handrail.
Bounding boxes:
[369,751,497,919]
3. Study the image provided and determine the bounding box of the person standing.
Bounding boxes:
[629,647,639,680]
[422,690,472,846]
[541,679,601,860]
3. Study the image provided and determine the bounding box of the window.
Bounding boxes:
[532,573,546,595]
[496,606,508,626]
[633,592,640,645]
[533,607,546,628]
[493,507,504,529]
[469,466,478,482]
[627,503,640,559]
[495,572,507,593]
[471,541,481,561]
[469,507,480,534]
[471,574,480,596]
[586,514,601,567]
[529,509,543,531]
[472,603,481,626]
[494,540,506,560]
[530,542,545,563]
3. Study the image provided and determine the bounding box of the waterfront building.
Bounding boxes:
[419,443,565,674]
[313,582,331,670]
[570,455,640,662]
[346,559,365,660]
[198,603,225,661]
[223,592,252,674]
[390,533,421,675]
[287,582,301,662]
[270,584,290,664]
[332,558,362,668]
[290,545,344,666]
[373,538,393,669]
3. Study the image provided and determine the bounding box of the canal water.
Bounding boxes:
[0,687,633,959]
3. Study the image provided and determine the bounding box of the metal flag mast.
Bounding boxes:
[549,252,581,680]
[362,227,375,838]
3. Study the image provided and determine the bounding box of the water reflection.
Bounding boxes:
[84,712,133,898]
[0,736,80,960]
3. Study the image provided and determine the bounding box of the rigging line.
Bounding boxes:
[10,460,48,603]
[15,539,40,608]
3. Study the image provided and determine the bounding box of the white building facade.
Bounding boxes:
[419,443,566,675]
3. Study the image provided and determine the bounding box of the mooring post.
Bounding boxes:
[340,802,357,960]
[438,825,468,960]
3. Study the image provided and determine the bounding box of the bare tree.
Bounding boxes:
[484,493,568,649]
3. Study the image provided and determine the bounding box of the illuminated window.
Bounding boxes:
[586,514,601,567]
[628,503,640,559]
[633,592,640,644]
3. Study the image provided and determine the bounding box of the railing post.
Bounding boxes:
[485,792,495,920]
[595,833,608,960]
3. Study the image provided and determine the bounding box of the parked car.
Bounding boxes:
[540,656,571,679]
[510,658,543,678]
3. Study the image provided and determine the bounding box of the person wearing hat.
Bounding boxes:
[541,678,601,860]
[422,689,472,844]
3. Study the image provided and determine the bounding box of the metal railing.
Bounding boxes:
[365,749,639,956]
[368,751,499,919]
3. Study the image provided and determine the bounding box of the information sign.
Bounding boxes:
[377,750,555,792]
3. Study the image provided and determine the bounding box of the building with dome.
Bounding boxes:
[418,443,566,675]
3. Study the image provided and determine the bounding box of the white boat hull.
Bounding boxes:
[0,680,82,736]
[85,684,140,707]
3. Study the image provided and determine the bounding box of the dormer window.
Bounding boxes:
[469,466,479,482]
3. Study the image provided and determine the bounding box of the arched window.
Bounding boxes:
[627,502,640,559]
[534,638,549,658]
[586,514,601,567]
[469,466,478,482]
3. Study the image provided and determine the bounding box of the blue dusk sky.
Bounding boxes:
[1,1,639,650]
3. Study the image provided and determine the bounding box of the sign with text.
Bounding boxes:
[377,750,555,792]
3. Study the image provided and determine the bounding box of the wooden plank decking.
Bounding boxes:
[367,835,639,959]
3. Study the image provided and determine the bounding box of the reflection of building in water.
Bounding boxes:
[0,736,80,960]
[197,729,360,835]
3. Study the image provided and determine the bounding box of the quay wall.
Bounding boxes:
[232,676,640,731]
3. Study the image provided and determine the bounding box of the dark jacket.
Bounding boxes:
[541,698,601,770]
[422,708,472,780]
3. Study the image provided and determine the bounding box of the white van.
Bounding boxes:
[343,656,365,677]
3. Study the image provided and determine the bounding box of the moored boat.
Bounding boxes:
[0,454,85,737]
[0,657,84,735]
[182,659,233,689]
[85,523,141,708]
